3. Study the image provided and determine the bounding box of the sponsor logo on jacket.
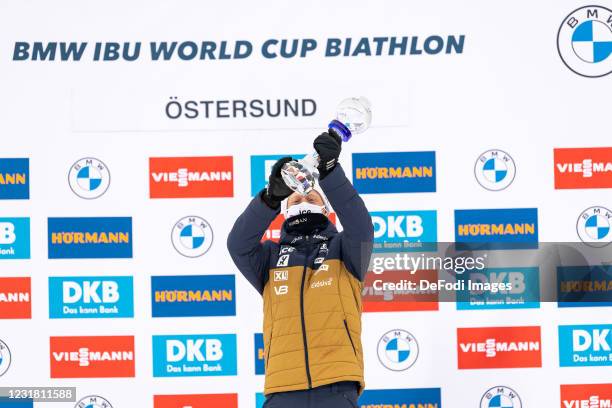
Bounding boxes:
[47,217,132,259]
[0,277,31,319]
[456,267,540,310]
[48,276,134,318]
[371,210,437,252]
[455,208,538,250]
[149,156,233,198]
[154,394,238,408]
[358,388,442,407]
[50,336,135,378]
[457,326,542,369]
[0,218,30,259]
[561,383,612,408]
[152,334,237,377]
[352,151,436,194]
[559,324,612,367]
[555,147,612,189]
[0,158,29,199]
[151,275,235,317]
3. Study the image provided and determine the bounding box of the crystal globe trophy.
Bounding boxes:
[281,96,372,195]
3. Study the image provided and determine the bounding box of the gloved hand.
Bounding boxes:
[261,156,294,209]
[314,131,342,180]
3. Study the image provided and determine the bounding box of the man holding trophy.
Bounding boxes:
[227,99,374,407]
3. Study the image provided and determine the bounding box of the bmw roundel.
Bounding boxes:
[171,216,214,257]
[68,158,111,199]
[557,5,612,77]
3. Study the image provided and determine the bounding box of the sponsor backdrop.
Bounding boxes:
[1,0,611,407]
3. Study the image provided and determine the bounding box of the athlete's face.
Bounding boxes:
[286,191,329,216]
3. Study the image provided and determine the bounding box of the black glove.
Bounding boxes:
[261,156,294,209]
[314,131,342,180]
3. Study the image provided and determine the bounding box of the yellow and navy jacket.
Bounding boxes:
[227,165,373,395]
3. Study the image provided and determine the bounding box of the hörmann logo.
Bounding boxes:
[457,326,542,369]
[50,336,135,378]
[47,217,132,259]
[352,151,436,194]
[149,156,233,198]
[151,275,235,317]
[554,147,612,189]
[358,388,442,408]
[0,158,29,199]
[558,266,612,307]
[455,208,538,250]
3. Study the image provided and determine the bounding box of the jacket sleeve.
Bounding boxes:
[319,164,374,281]
[227,192,280,294]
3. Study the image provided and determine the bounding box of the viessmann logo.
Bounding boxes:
[457,326,542,369]
[554,147,612,189]
[561,383,612,408]
[149,156,233,198]
[47,217,132,259]
[50,336,135,378]
[0,277,31,319]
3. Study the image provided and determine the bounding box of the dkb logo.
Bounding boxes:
[370,211,437,252]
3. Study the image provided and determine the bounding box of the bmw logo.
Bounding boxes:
[68,158,111,199]
[75,395,113,408]
[171,216,214,257]
[376,329,419,371]
[0,339,11,377]
[474,149,516,191]
[557,5,612,77]
[480,386,522,408]
[577,206,612,247]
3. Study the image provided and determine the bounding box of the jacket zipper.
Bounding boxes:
[344,319,357,356]
[300,235,313,389]
[265,338,272,370]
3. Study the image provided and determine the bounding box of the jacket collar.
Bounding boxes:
[280,213,336,246]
